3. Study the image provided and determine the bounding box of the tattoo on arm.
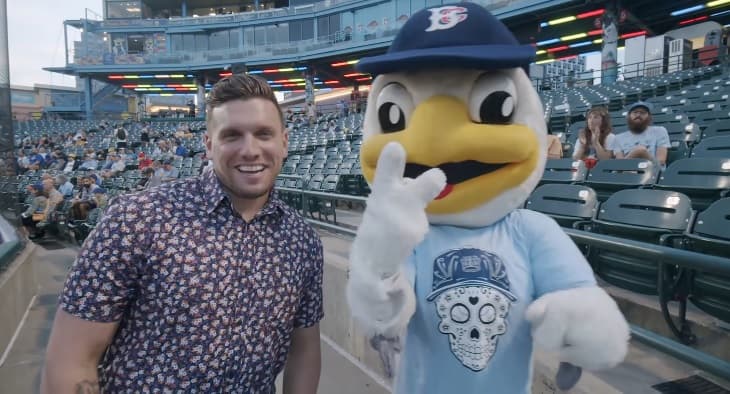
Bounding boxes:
[75,380,100,394]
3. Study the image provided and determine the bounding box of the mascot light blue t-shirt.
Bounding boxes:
[396,210,596,394]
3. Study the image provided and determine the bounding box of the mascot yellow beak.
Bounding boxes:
[361,95,539,215]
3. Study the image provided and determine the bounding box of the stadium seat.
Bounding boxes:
[539,159,587,185]
[676,198,730,327]
[654,158,730,211]
[690,135,730,158]
[524,184,598,228]
[584,159,658,201]
[584,189,693,295]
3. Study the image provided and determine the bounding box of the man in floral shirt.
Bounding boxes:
[42,74,324,393]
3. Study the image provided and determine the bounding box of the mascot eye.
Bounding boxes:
[374,82,414,134]
[479,91,514,124]
[479,304,496,324]
[469,72,518,125]
[450,304,470,324]
[378,102,406,133]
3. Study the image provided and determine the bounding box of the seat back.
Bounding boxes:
[525,184,597,227]
[686,198,730,324]
[540,159,587,184]
[585,159,658,201]
[691,135,730,158]
[597,189,693,232]
[702,121,730,140]
[589,189,693,295]
[657,157,730,193]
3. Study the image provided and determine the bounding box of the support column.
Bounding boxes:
[197,76,206,119]
[304,70,315,109]
[0,0,16,179]
[601,1,619,85]
[182,0,187,17]
[84,77,93,120]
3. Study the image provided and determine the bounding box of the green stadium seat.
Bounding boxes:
[524,184,598,228]
[584,159,658,201]
[654,158,730,211]
[539,159,587,185]
[585,189,693,295]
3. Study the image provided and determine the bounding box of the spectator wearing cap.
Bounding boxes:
[613,101,671,168]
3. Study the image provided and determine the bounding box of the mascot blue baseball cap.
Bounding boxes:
[357,2,535,75]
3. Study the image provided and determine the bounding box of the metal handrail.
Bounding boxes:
[563,228,730,274]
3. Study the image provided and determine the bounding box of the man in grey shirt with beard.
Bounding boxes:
[612,101,671,169]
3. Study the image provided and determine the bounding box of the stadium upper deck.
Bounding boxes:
[44,0,730,98]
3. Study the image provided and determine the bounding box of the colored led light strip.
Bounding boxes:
[708,0,730,7]
[620,30,647,39]
[680,15,709,25]
[547,45,569,53]
[569,41,593,48]
[331,60,359,67]
[324,81,339,85]
[537,38,560,46]
[344,73,367,78]
[671,5,706,16]
[540,8,604,28]
[561,33,587,41]
[109,74,193,79]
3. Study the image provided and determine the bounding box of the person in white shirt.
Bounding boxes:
[55,175,74,198]
[573,106,615,162]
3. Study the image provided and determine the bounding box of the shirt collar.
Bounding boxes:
[200,167,286,218]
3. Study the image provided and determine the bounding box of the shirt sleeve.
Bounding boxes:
[59,197,148,322]
[605,133,616,151]
[656,127,671,148]
[518,210,596,297]
[572,136,584,156]
[294,233,324,328]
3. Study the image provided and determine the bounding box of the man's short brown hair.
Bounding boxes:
[206,74,283,127]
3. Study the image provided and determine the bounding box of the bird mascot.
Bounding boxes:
[345,3,630,393]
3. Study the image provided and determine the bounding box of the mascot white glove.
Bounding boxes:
[526,286,630,371]
[347,142,446,336]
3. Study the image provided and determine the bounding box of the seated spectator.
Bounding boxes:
[546,134,563,159]
[20,184,48,240]
[56,175,74,198]
[137,167,162,190]
[101,154,126,179]
[573,106,615,168]
[78,154,99,171]
[70,176,100,221]
[612,101,671,169]
[92,188,108,211]
[138,152,153,169]
[155,159,179,182]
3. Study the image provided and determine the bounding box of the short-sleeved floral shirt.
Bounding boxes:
[60,168,324,393]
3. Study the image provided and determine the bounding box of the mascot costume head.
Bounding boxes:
[346,3,630,394]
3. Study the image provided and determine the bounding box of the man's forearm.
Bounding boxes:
[41,363,100,394]
[282,333,321,394]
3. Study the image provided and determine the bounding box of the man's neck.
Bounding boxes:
[230,192,271,222]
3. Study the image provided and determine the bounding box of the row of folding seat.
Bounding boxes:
[525,183,730,344]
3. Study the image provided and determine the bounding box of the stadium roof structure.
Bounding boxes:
[44,0,730,94]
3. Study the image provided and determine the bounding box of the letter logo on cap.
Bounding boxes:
[425,6,468,32]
